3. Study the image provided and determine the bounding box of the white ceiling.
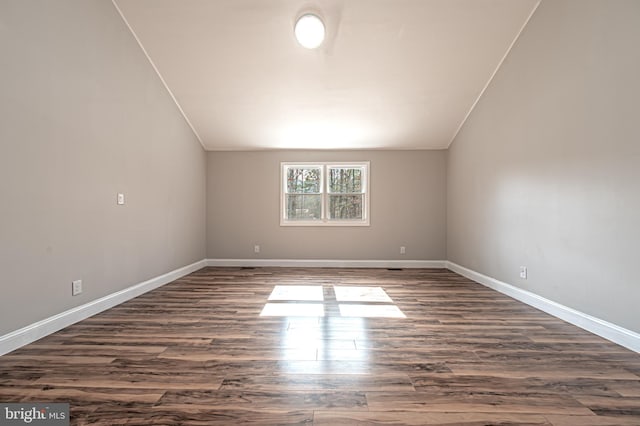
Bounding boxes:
[113,0,539,151]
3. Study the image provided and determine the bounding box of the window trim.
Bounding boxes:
[280,161,370,227]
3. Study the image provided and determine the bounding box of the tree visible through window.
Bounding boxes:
[328,167,363,220]
[281,162,369,226]
[286,167,321,220]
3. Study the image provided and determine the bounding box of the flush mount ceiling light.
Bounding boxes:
[294,14,325,49]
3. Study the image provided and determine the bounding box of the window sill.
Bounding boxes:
[280,220,370,227]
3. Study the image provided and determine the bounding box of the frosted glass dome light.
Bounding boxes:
[294,14,325,49]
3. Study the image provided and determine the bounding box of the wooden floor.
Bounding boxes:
[1,267,639,425]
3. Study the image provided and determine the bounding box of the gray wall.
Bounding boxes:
[0,0,206,335]
[447,0,640,333]
[207,150,446,261]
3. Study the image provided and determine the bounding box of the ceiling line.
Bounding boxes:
[110,0,206,150]
[447,0,542,149]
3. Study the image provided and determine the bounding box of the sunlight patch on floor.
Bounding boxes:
[268,285,324,301]
[260,303,325,317]
[333,286,393,303]
[260,285,405,318]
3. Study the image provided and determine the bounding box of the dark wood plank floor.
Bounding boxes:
[1,267,639,425]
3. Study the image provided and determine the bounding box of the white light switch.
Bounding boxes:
[117,193,125,205]
[72,279,83,296]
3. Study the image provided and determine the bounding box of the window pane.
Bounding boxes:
[329,167,362,193]
[287,167,321,193]
[286,194,322,220]
[328,194,363,220]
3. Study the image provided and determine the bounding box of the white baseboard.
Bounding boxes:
[446,261,640,353]
[0,259,207,356]
[206,258,446,269]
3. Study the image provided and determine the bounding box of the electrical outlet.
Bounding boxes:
[400,246,406,254]
[254,245,260,253]
[117,193,125,205]
[519,266,527,279]
[72,279,83,296]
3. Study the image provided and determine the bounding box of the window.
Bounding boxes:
[281,162,369,226]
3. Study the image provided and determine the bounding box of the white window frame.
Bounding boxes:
[280,161,370,227]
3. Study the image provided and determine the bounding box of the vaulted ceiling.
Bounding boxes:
[113,0,539,150]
